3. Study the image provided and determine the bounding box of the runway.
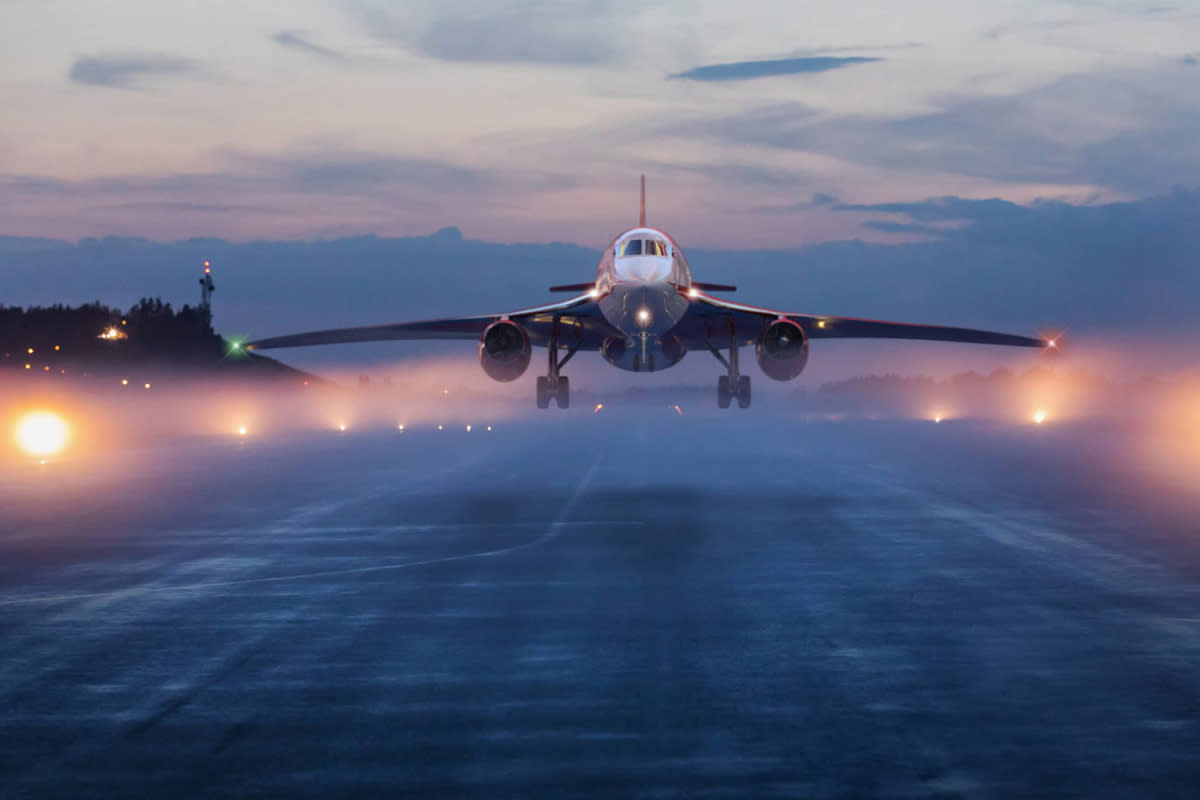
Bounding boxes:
[2,413,1200,798]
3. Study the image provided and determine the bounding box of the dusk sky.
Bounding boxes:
[3,0,1199,247]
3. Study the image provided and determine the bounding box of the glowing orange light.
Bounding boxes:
[15,411,69,457]
[144,383,151,389]
[24,364,30,370]
[121,379,128,386]
[43,366,50,371]
[594,404,603,413]
[27,347,33,354]
[674,404,682,415]
[54,345,60,351]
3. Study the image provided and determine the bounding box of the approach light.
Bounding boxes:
[144,383,151,389]
[15,411,69,458]
[674,404,682,415]
[466,424,472,432]
[237,426,247,437]
[398,424,405,431]
[338,423,347,432]
[121,379,128,386]
[486,426,492,431]
[437,425,443,431]
[594,404,603,413]
[27,347,33,354]
[24,364,30,370]
[54,345,60,351]
[1033,410,1047,425]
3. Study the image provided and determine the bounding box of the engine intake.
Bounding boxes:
[479,320,531,382]
[757,318,809,381]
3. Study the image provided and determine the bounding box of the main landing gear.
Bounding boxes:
[707,326,751,409]
[537,316,578,409]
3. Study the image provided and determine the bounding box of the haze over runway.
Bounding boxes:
[3,414,1199,797]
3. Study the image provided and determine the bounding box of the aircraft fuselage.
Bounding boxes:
[594,227,693,372]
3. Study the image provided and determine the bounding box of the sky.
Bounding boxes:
[2,0,1199,247]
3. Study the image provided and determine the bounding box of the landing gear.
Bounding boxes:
[718,375,750,408]
[537,375,570,409]
[537,316,577,409]
[707,323,751,409]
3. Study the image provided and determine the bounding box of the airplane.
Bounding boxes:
[247,177,1053,409]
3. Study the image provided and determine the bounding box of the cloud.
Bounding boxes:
[271,31,348,62]
[68,54,207,89]
[669,69,1200,196]
[345,0,625,65]
[1183,53,1198,65]
[670,56,881,82]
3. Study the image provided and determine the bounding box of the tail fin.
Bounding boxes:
[639,174,646,227]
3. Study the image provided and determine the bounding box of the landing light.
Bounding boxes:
[594,404,603,413]
[689,287,700,299]
[466,424,472,432]
[398,424,405,431]
[15,411,69,458]
[636,308,652,327]
[818,320,827,329]
[437,424,443,431]
[588,288,599,299]
[1033,410,1047,425]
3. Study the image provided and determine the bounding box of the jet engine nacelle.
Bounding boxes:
[479,319,531,382]
[757,318,809,381]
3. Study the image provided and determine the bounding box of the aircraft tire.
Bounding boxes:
[536,376,551,409]
[557,376,570,409]
[737,375,751,408]
[717,376,732,409]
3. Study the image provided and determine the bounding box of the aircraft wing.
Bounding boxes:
[247,293,618,351]
[684,292,1049,349]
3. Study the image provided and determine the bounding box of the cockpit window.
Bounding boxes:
[619,238,668,257]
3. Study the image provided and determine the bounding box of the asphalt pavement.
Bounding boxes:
[2,412,1199,798]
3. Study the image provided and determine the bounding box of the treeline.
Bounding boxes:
[0,298,222,366]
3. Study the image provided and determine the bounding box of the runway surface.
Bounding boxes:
[2,413,1200,798]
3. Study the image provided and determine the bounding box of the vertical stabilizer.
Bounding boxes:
[639,175,646,227]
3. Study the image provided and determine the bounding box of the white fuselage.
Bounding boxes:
[593,227,693,371]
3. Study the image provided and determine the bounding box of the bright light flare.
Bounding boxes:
[1033,409,1047,425]
[674,404,682,415]
[338,423,347,432]
[15,411,69,457]
[594,404,603,414]
[237,426,248,437]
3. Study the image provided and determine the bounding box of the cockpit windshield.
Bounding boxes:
[619,238,668,257]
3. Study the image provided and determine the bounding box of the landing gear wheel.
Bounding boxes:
[536,376,551,409]
[556,376,570,409]
[717,375,732,409]
[736,375,751,408]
